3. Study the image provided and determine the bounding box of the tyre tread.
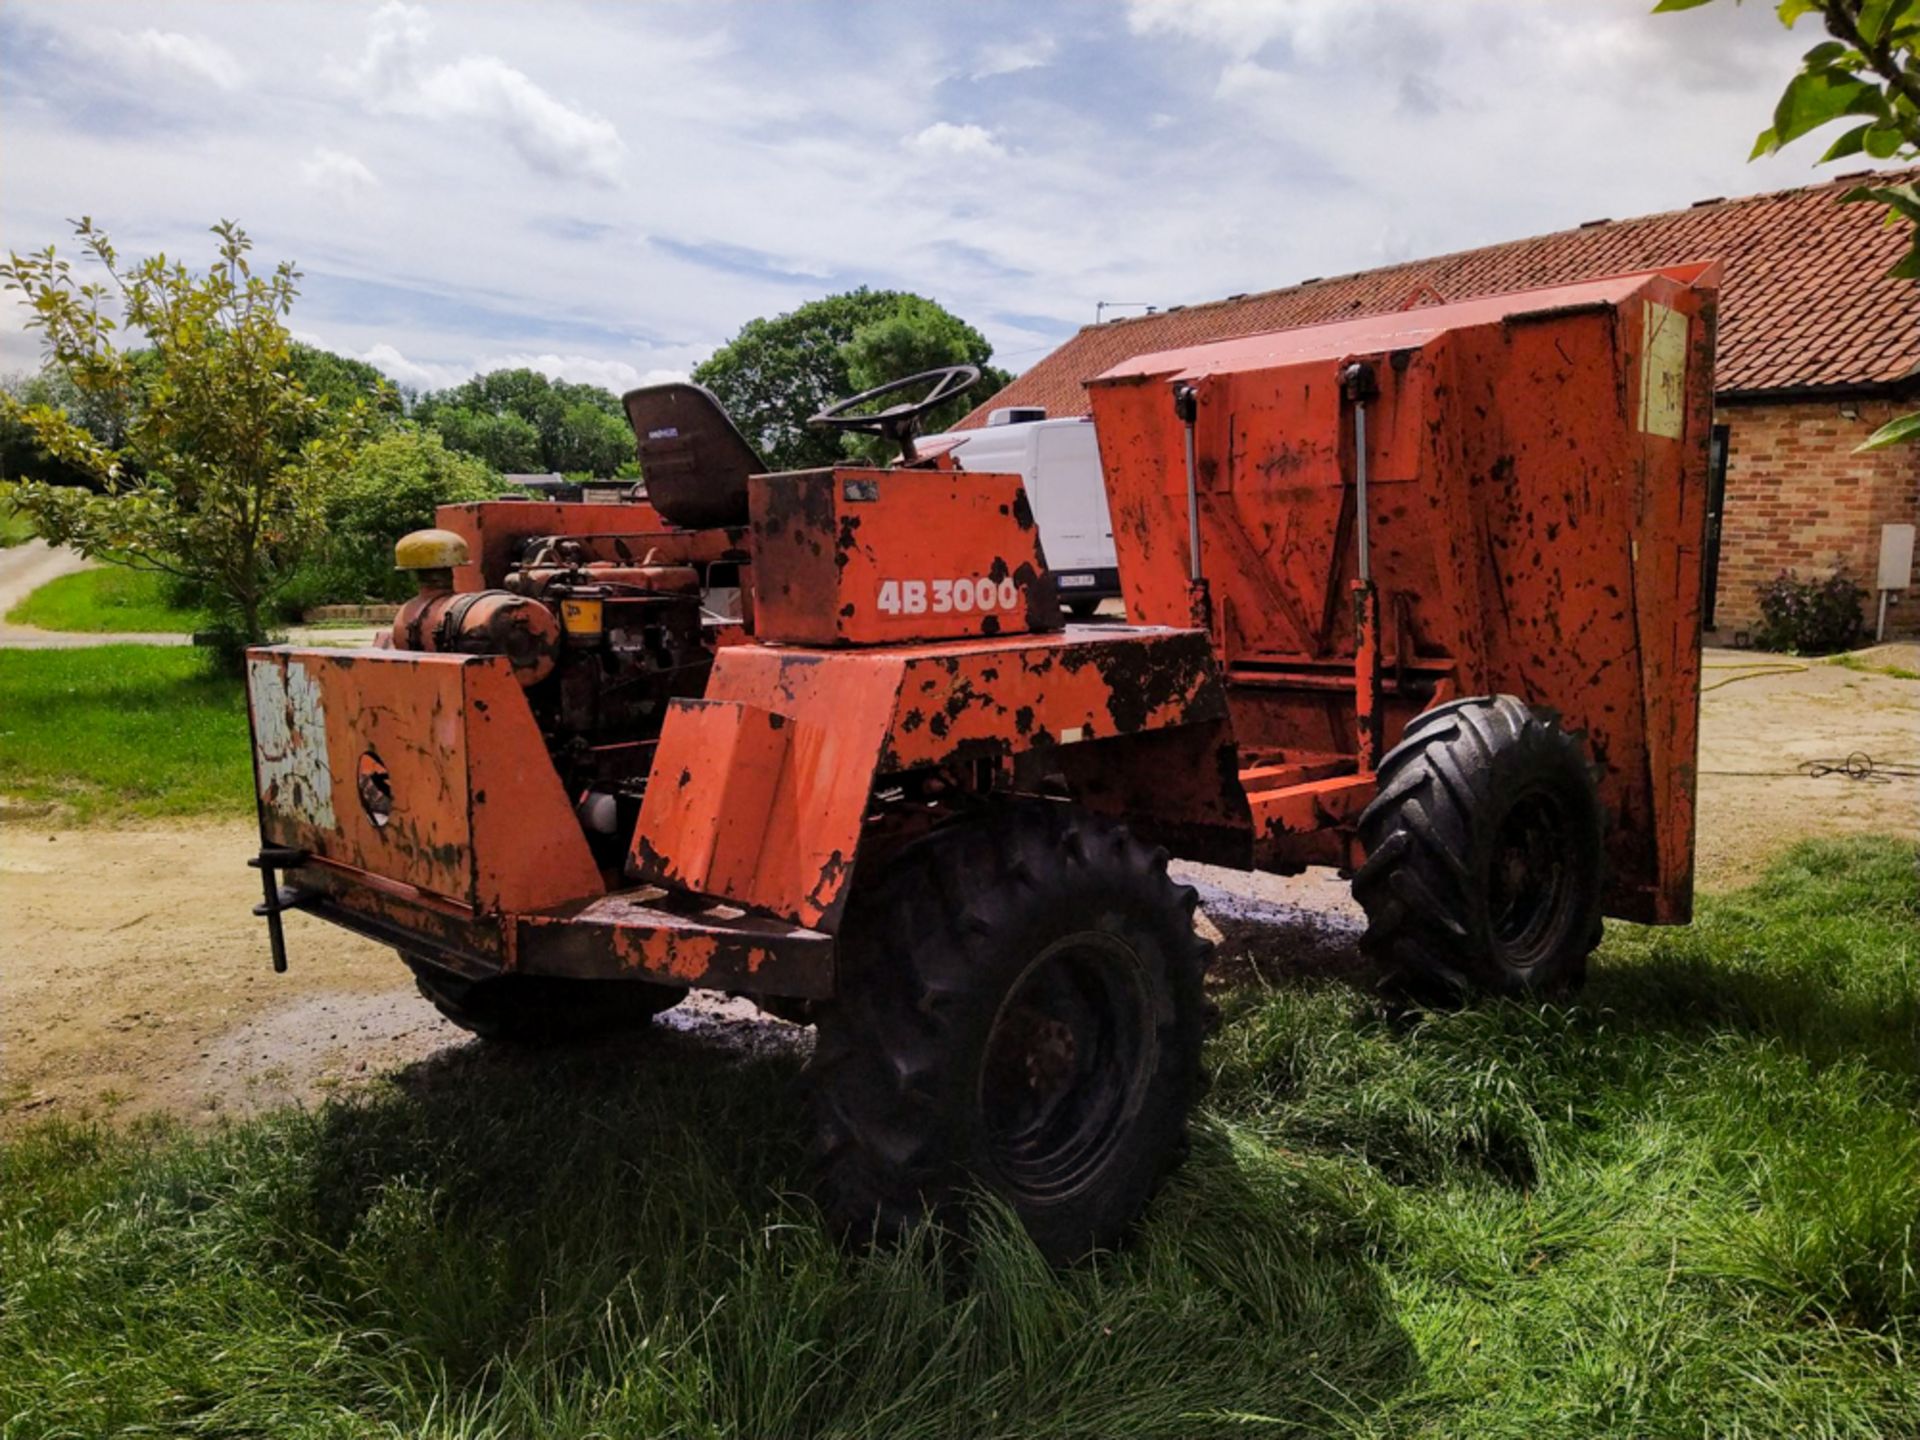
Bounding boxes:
[1355,695,1604,998]
[807,803,1212,1258]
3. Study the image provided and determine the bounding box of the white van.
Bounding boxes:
[923,409,1120,617]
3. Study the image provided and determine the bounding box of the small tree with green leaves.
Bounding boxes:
[0,219,363,657]
[1657,0,1920,447]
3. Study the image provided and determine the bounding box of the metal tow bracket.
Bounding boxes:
[248,844,310,973]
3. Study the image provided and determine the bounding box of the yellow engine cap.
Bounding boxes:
[394,528,471,570]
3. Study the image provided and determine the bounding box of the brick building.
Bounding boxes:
[961,170,1920,639]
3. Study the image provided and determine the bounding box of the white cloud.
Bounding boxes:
[1124,0,1369,64]
[479,352,650,393]
[90,26,246,90]
[300,147,378,201]
[354,342,675,395]
[0,0,1832,396]
[973,34,1056,79]
[357,342,452,391]
[342,2,624,185]
[905,121,1006,161]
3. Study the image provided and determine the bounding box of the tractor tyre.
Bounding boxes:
[808,804,1212,1263]
[1352,695,1605,1000]
[403,955,683,1043]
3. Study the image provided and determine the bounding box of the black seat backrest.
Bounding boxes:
[621,382,766,530]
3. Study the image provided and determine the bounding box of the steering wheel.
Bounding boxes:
[808,364,980,462]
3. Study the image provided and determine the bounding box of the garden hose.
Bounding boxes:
[1699,661,1808,693]
[1701,752,1920,783]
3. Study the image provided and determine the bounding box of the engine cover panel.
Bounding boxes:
[748,465,1063,646]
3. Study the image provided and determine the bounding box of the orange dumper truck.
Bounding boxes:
[247,264,1718,1258]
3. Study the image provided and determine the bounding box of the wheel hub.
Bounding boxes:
[1488,789,1572,963]
[978,934,1154,1204]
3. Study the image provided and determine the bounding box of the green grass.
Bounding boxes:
[4,565,206,633]
[3,837,1916,1438]
[0,504,35,548]
[1832,653,1920,681]
[0,647,249,821]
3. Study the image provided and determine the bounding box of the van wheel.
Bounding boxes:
[403,955,683,1042]
[808,804,1212,1263]
[1352,696,1605,999]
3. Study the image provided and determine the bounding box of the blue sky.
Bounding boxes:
[0,0,1844,394]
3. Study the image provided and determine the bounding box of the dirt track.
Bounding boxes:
[0,541,192,648]
[0,541,386,649]
[2,648,1915,1125]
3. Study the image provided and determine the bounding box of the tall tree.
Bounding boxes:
[289,343,403,419]
[314,424,507,602]
[693,289,1009,471]
[415,367,634,475]
[1658,0,1919,447]
[841,294,1011,457]
[425,405,544,472]
[0,219,363,658]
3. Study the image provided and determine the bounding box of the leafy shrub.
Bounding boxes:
[279,426,507,613]
[1749,568,1866,655]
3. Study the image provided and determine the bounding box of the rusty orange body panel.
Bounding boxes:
[248,649,604,915]
[630,626,1227,927]
[245,645,834,994]
[748,465,1061,645]
[1088,264,1718,921]
[515,892,834,997]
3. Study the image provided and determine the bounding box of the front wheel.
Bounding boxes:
[808,805,1212,1263]
[1352,696,1605,998]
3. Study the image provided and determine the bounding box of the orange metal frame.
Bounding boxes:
[630,626,1228,929]
[436,499,747,591]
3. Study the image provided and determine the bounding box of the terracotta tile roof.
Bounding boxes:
[959,168,1920,426]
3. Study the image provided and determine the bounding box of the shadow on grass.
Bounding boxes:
[1202,837,1918,1078]
[1206,903,1381,991]
[271,1011,1415,1437]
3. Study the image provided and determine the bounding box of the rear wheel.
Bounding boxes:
[808,804,1212,1263]
[404,954,683,1042]
[1066,597,1102,619]
[1352,695,1604,998]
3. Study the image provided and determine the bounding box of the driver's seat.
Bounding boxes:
[622,382,765,531]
